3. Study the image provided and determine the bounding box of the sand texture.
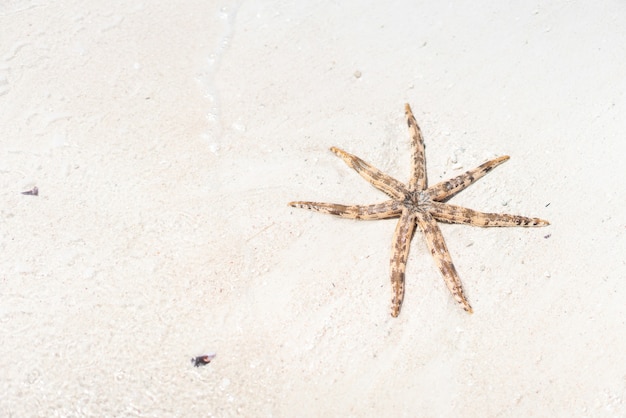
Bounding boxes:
[1,1,626,416]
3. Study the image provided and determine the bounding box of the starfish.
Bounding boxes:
[289,104,550,317]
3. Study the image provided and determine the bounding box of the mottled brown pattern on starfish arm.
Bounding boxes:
[330,147,408,200]
[289,103,549,317]
[427,156,510,202]
[430,202,550,227]
[405,104,427,191]
[415,211,473,313]
[288,200,402,220]
[390,209,417,317]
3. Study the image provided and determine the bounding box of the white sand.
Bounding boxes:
[2,1,626,416]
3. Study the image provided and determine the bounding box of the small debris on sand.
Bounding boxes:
[21,186,38,196]
[192,353,216,367]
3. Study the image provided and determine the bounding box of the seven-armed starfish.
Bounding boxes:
[289,104,549,317]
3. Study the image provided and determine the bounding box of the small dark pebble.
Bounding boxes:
[192,353,216,367]
[21,186,38,196]
[544,234,551,239]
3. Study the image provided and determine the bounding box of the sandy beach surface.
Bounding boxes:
[2,1,626,416]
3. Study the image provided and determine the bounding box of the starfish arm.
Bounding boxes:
[330,147,408,200]
[390,209,417,317]
[415,211,473,313]
[405,103,427,191]
[429,202,550,227]
[288,200,402,220]
[426,156,510,201]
